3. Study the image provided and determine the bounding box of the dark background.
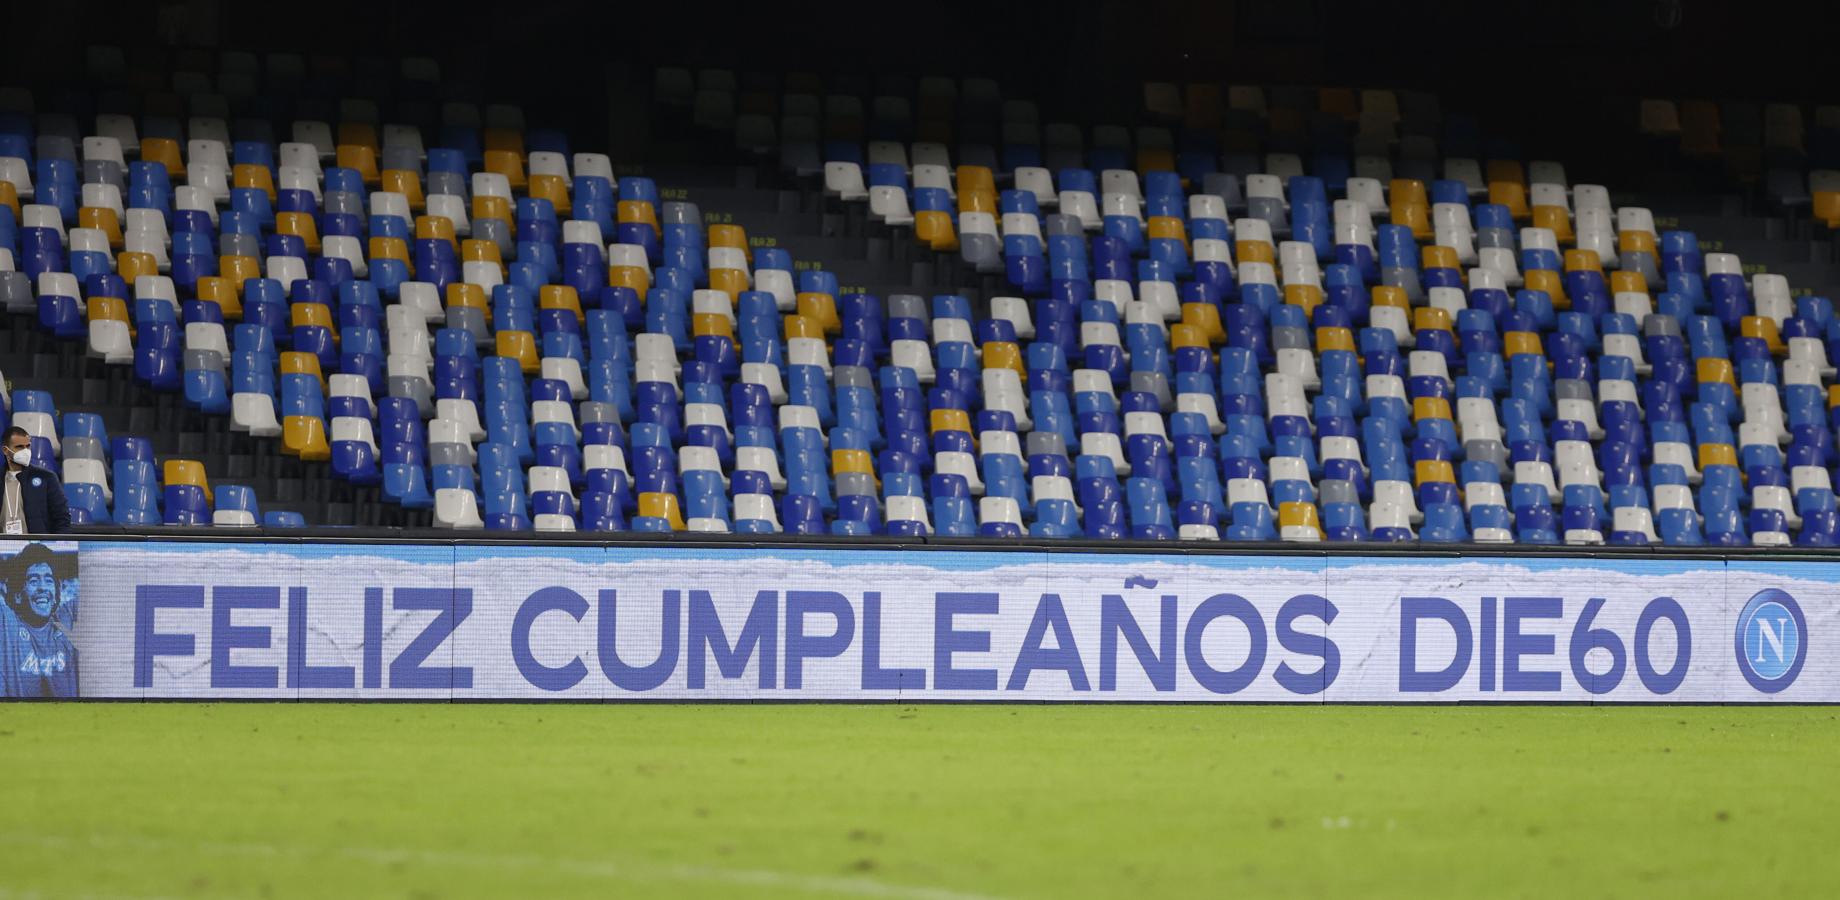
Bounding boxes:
[5,1,1834,97]
[3,0,1836,165]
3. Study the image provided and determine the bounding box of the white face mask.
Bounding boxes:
[9,448,31,467]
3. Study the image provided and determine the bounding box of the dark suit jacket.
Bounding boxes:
[3,465,70,534]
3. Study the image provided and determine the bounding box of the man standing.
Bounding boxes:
[2,426,69,535]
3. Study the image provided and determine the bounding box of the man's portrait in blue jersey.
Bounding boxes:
[0,542,79,698]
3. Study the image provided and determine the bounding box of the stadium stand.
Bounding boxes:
[6,47,1840,546]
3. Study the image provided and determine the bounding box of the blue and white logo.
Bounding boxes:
[1735,589,1807,693]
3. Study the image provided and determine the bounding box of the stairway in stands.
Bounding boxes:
[635,161,994,302]
[645,126,1840,335]
[0,316,424,528]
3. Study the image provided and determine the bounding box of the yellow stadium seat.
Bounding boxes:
[982,341,1025,380]
[1828,384,1840,411]
[1235,239,1274,265]
[380,170,426,212]
[1319,87,1358,118]
[1413,307,1452,333]
[337,122,379,155]
[1611,266,1656,290]
[609,265,651,294]
[78,207,122,248]
[709,268,748,302]
[1370,286,1409,310]
[692,313,735,340]
[483,150,526,190]
[1533,206,1574,244]
[616,200,658,231]
[1421,245,1460,272]
[1816,191,1840,230]
[446,283,488,311]
[637,492,686,531]
[930,408,972,435]
[369,236,410,263]
[1697,443,1737,470]
[1146,216,1187,244]
[539,285,584,324]
[162,459,212,503]
[495,330,540,374]
[956,165,996,197]
[1169,323,1208,351]
[116,251,158,285]
[1278,501,1322,537]
[275,212,321,254]
[411,215,456,250]
[1181,303,1226,344]
[796,293,841,335]
[1523,269,1567,307]
[783,314,822,341]
[1619,230,1658,255]
[1697,357,1736,387]
[473,195,512,227]
[527,174,570,217]
[232,163,276,201]
[281,416,331,461]
[1316,326,1355,353]
[1609,270,1647,294]
[1563,249,1601,274]
[335,144,379,188]
[1389,179,1432,239]
[195,277,242,318]
[915,210,957,251]
[291,302,334,330]
[1503,331,1544,358]
[707,224,750,255]
[1282,283,1323,318]
[140,137,184,179]
[831,448,875,477]
[280,351,324,384]
[1414,460,1456,487]
[0,182,15,219]
[1136,148,1176,174]
[482,128,525,159]
[958,189,996,215]
[87,296,129,324]
[460,238,501,269]
[1412,397,1452,424]
[1488,180,1529,221]
[1485,160,1525,184]
[1741,316,1785,355]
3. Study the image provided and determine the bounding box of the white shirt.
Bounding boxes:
[3,470,23,534]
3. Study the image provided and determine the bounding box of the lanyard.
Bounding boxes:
[3,472,22,528]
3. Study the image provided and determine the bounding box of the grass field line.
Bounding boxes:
[0,830,1006,900]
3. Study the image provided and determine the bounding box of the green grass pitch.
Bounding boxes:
[0,704,1831,898]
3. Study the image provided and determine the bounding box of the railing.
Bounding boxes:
[50,525,1840,561]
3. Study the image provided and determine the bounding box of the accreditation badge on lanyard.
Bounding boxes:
[4,479,21,533]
